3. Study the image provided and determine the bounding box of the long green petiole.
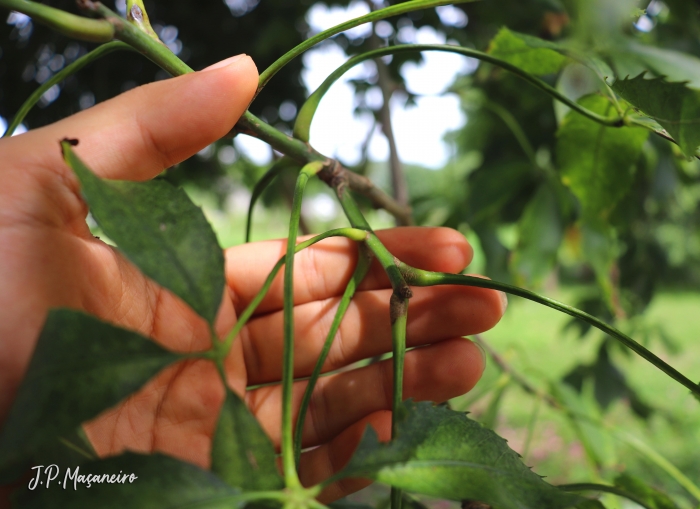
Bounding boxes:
[0,0,113,41]
[396,263,700,399]
[294,243,373,465]
[389,294,409,509]
[246,157,300,243]
[257,0,478,93]
[294,44,622,142]
[221,227,368,357]
[3,41,134,138]
[281,160,325,487]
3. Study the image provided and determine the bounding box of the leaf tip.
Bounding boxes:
[60,138,80,157]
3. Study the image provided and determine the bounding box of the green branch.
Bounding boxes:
[257,0,477,93]
[3,41,133,138]
[294,44,623,141]
[0,0,113,41]
[81,2,192,77]
[281,161,324,487]
[125,0,160,42]
[389,293,409,509]
[220,227,368,357]
[294,243,373,465]
[396,263,700,399]
[246,157,300,243]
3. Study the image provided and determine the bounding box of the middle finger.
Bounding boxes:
[241,283,504,385]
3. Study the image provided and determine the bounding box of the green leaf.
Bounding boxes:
[488,27,569,76]
[61,140,225,325]
[613,473,680,509]
[557,94,649,220]
[511,184,566,286]
[612,74,700,158]
[0,309,181,482]
[13,453,241,509]
[339,401,582,509]
[612,42,700,88]
[211,389,283,490]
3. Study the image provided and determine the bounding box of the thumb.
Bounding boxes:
[8,54,258,181]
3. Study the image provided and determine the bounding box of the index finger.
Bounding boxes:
[225,226,473,315]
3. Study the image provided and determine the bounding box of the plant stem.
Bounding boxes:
[0,0,113,41]
[389,293,409,509]
[281,161,324,487]
[294,243,373,465]
[125,0,161,41]
[3,41,133,138]
[246,157,299,242]
[221,226,369,356]
[398,264,700,399]
[558,483,655,509]
[294,44,623,143]
[82,2,193,76]
[257,0,477,93]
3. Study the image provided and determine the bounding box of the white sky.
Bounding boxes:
[236,2,476,169]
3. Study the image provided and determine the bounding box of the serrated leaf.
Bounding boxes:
[511,184,566,286]
[211,389,283,490]
[613,42,700,88]
[0,309,181,482]
[614,473,680,509]
[62,140,225,325]
[13,453,241,509]
[612,74,700,158]
[557,94,649,220]
[488,27,569,76]
[339,401,582,509]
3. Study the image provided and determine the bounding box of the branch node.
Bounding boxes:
[389,293,409,325]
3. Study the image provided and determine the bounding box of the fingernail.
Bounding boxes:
[202,54,247,72]
[499,291,508,313]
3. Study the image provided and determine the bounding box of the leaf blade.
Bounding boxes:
[210,389,283,490]
[339,401,582,509]
[62,140,225,324]
[612,74,700,158]
[556,94,649,220]
[488,27,569,76]
[0,309,181,482]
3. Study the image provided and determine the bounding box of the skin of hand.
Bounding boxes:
[0,54,506,504]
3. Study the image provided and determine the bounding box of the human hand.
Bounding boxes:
[0,54,505,503]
